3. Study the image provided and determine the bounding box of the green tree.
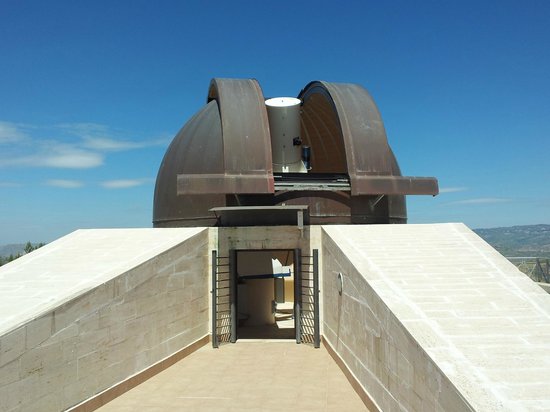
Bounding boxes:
[24,241,33,254]
[0,242,47,266]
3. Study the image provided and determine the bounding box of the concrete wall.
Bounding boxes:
[0,230,210,412]
[321,229,473,412]
[217,226,318,255]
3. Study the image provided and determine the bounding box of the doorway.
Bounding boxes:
[212,247,319,347]
[236,249,295,339]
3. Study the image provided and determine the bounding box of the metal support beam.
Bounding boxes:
[230,249,237,343]
[313,249,320,348]
[294,248,302,344]
[313,249,321,348]
[211,250,218,348]
[297,209,304,230]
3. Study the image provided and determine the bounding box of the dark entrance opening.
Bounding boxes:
[236,249,295,339]
[212,247,319,347]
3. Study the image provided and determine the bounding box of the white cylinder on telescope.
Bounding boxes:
[265,97,306,173]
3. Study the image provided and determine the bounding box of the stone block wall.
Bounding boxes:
[321,230,473,412]
[0,230,209,412]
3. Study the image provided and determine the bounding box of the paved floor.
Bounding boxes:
[98,340,368,411]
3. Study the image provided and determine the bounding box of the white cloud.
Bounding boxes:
[0,121,28,143]
[439,186,468,194]
[82,137,144,151]
[450,197,511,205]
[0,146,104,169]
[41,147,104,168]
[57,122,108,134]
[100,178,152,189]
[0,181,22,187]
[46,179,84,188]
[0,120,164,170]
[59,122,165,151]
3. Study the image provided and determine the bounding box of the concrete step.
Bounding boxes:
[275,312,293,322]
[275,301,293,313]
[276,319,294,329]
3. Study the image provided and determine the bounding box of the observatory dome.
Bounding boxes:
[153,78,438,227]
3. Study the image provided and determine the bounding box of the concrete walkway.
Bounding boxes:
[98,341,368,411]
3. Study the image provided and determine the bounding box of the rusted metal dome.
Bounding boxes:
[153,78,438,227]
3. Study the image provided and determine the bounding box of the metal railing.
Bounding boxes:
[507,257,550,283]
[212,251,232,348]
[297,249,320,348]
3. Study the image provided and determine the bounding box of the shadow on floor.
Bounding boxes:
[238,324,295,339]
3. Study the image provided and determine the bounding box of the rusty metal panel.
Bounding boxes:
[353,176,439,195]
[178,173,276,195]
[300,82,393,176]
[299,81,439,197]
[207,78,274,193]
[153,100,225,227]
[322,82,395,174]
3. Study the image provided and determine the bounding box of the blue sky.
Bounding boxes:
[1,0,549,243]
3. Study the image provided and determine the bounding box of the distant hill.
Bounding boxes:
[474,224,550,258]
[0,243,45,264]
[0,243,27,258]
